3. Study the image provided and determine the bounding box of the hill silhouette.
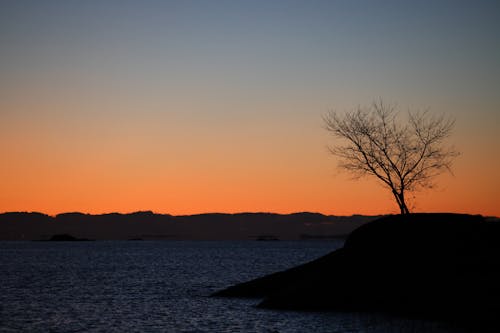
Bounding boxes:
[213,213,500,329]
[0,211,376,240]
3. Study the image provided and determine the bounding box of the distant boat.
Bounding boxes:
[255,235,279,241]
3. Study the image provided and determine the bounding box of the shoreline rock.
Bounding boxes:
[45,234,93,241]
[213,213,500,328]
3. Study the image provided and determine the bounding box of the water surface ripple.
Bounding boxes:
[0,240,466,332]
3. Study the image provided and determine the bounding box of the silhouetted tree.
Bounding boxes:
[324,101,459,214]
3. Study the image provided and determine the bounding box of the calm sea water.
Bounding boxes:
[0,240,466,332]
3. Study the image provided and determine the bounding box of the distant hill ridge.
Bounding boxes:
[0,211,377,240]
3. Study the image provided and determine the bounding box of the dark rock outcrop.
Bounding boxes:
[47,234,92,241]
[213,213,500,327]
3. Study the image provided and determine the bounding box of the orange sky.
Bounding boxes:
[1,101,498,216]
[1,1,499,216]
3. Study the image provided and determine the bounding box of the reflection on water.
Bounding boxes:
[0,240,466,332]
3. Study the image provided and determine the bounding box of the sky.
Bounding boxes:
[1,0,499,216]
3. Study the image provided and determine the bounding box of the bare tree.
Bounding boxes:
[324,101,459,214]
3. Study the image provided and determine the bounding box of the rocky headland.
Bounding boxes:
[213,213,500,329]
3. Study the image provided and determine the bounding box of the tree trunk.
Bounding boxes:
[393,190,410,215]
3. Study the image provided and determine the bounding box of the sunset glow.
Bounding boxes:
[1,1,499,216]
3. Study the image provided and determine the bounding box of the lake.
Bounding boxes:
[0,240,467,332]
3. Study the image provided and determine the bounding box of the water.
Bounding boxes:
[0,240,466,332]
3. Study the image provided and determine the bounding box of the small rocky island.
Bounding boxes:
[213,213,500,329]
[46,234,93,241]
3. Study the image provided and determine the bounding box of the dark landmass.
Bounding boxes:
[0,211,377,240]
[255,235,280,241]
[43,234,93,241]
[213,213,500,330]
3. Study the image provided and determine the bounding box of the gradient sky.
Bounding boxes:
[1,0,499,216]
